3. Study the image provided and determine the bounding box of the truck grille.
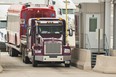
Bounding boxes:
[44,41,62,54]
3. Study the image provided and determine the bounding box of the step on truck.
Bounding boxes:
[6,3,71,67]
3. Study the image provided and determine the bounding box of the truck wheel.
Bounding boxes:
[23,56,30,64]
[22,46,31,64]
[64,60,71,67]
[9,48,18,57]
[65,64,70,67]
[32,56,38,67]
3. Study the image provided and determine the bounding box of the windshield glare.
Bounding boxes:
[38,26,63,34]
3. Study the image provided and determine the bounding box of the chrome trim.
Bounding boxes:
[35,56,71,62]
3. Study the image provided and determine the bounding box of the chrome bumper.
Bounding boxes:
[35,55,71,62]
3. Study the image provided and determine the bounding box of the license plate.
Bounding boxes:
[49,56,57,58]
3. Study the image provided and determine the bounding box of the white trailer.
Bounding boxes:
[47,0,76,48]
[0,3,10,50]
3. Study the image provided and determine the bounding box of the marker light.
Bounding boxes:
[59,17,63,20]
[37,18,40,20]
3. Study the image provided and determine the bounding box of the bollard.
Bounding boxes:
[77,49,91,70]
[0,50,3,73]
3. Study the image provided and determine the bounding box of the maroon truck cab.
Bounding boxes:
[27,18,71,67]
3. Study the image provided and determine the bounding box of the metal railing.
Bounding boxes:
[85,34,91,50]
[104,34,110,55]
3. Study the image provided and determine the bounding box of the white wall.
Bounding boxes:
[72,0,99,4]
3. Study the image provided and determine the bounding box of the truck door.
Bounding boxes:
[85,14,100,49]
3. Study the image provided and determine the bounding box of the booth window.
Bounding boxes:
[89,18,97,32]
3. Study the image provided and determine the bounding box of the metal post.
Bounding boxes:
[113,0,116,49]
[105,0,111,51]
[66,0,68,42]
[103,2,106,51]
[98,29,100,54]
[0,50,1,64]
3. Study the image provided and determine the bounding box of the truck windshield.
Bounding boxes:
[38,25,63,34]
[0,20,7,28]
[62,9,75,14]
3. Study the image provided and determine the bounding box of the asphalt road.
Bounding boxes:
[0,52,116,77]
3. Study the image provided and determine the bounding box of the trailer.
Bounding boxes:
[0,4,10,51]
[6,4,71,67]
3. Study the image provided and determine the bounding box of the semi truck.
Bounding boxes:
[6,4,71,67]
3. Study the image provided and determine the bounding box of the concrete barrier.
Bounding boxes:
[110,50,116,56]
[71,49,92,70]
[72,49,91,70]
[0,50,3,73]
[93,55,116,74]
[71,48,78,66]
[0,65,3,73]
[77,49,91,70]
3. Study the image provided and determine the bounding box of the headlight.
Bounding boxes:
[35,49,41,53]
[64,49,70,53]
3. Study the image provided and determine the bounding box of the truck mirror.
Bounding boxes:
[20,19,25,25]
[37,37,40,44]
[28,28,31,36]
[59,9,62,15]
[68,29,73,36]
[52,1,56,5]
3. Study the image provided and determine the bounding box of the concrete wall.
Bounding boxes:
[79,3,104,13]
[93,55,116,74]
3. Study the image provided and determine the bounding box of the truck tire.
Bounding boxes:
[21,45,30,64]
[9,48,18,57]
[65,64,70,67]
[65,60,71,67]
[23,56,30,64]
[32,56,38,67]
